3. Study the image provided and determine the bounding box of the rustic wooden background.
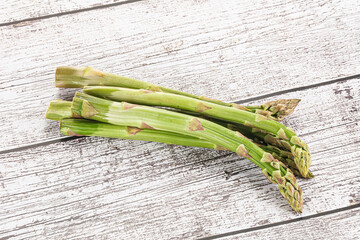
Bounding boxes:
[1,0,360,239]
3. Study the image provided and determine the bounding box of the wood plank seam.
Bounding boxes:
[0,136,78,155]
[0,74,358,155]
[236,73,360,104]
[198,203,360,240]
[0,0,144,28]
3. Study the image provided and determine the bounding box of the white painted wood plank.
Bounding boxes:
[0,80,359,239]
[1,0,360,150]
[0,0,121,24]
[223,208,360,240]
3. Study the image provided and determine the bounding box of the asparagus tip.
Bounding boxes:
[264,99,301,121]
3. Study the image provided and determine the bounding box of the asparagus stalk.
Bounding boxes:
[47,101,310,178]
[60,118,311,178]
[82,86,311,178]
[46,100,311,178]
[60,119,225,150]
[71,92,304,212]
[55,66,300,121]
[60,119,313,177]
[59,118,309,176]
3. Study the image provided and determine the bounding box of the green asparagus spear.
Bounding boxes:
[71,92,304,212]
[82,86,311,178]
[47,100,309,178]
[55,66,300,121]
[60,119,224,150]
[59,118,312,177]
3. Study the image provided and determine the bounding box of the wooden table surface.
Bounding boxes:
[1,0,360,239]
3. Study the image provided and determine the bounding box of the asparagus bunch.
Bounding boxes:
[46,95,304,211]
[55,67,310,178]
[44,66,315,212]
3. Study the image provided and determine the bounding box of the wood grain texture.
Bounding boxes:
[222,208,360,240]
[0,0,126,25]
[2,1,360,238]
[1,79,359,239]
[1,0,360,150]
